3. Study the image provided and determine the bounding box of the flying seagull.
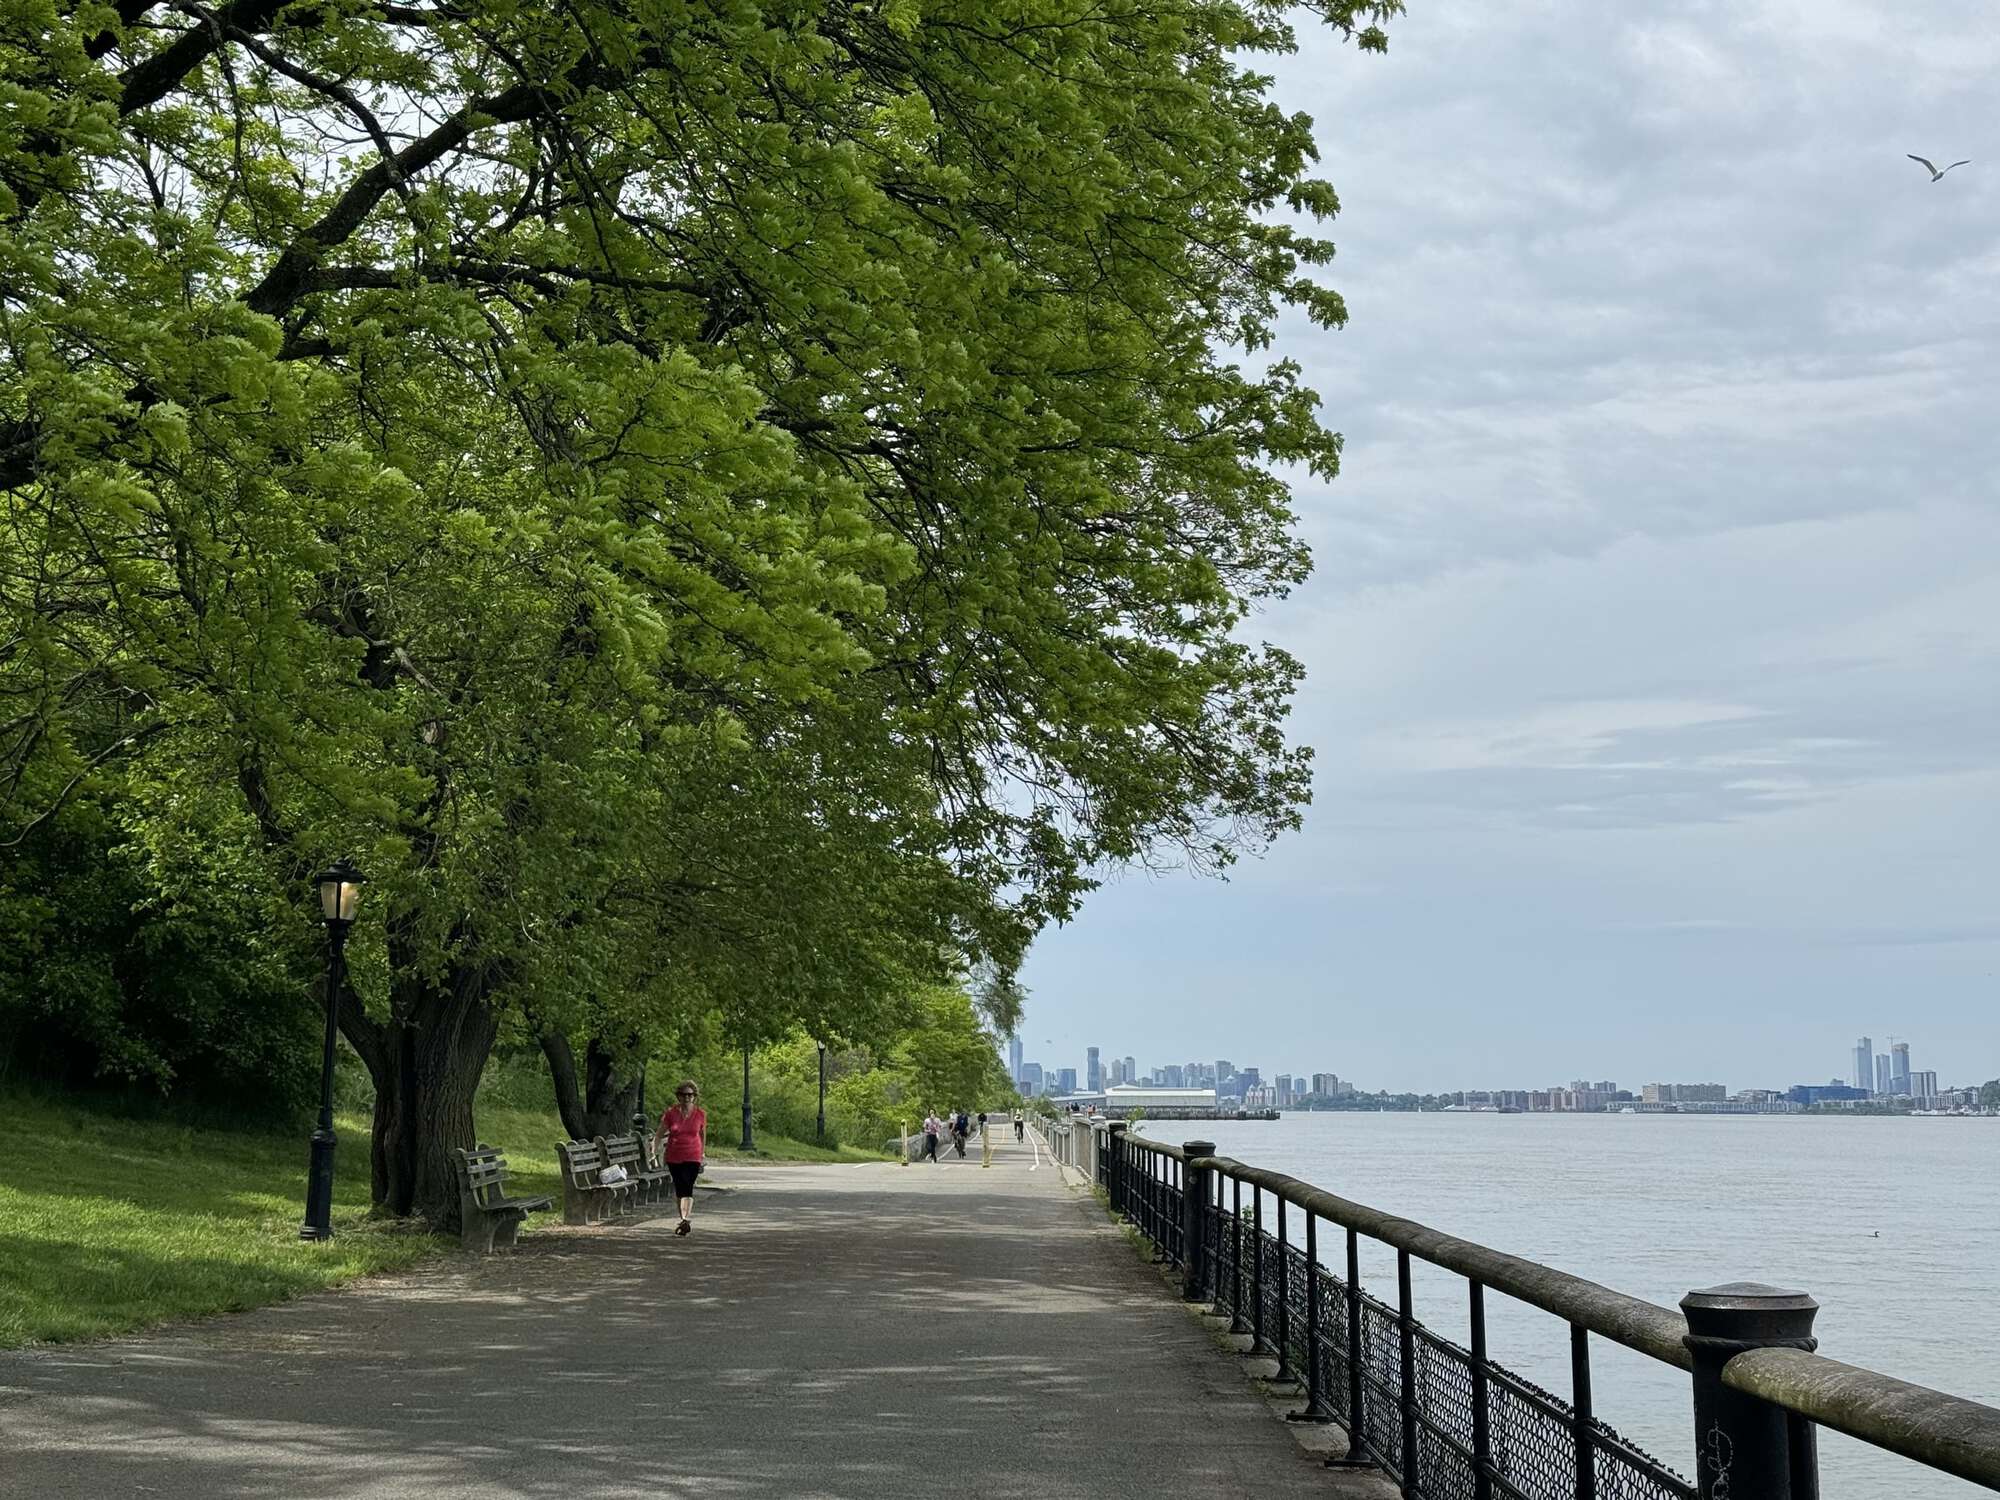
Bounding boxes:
[1908,154,1970,181]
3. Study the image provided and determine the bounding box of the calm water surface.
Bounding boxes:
[1136,1112,1999,1498]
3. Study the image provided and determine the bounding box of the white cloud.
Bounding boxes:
[1364,699,1770,773]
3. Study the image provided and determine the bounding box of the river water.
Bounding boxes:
[1133,1112,1999,1498]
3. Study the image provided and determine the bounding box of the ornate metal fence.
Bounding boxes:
[1058,1121,2000,1499]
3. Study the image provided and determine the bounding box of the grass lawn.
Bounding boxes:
[0,1092,442,1348]
[0,1091,890,1348]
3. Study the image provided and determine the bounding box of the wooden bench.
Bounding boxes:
[557,1138,612,1224]
[603,1132,672,1206]
[452,1144,551,1253]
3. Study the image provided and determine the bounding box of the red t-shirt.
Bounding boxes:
[659,1105,706,1164]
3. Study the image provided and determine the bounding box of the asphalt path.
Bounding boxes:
[0,1130,1366,1498]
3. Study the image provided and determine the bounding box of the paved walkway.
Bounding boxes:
[0,1131,1370,1498]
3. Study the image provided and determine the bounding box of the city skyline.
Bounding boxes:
[1006,1030,1987,1107]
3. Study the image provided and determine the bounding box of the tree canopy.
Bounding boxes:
[1,0,1394,1223]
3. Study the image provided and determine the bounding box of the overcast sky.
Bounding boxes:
[1017,0,2000,1094]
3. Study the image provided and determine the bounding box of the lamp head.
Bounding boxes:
[315,857,365,926]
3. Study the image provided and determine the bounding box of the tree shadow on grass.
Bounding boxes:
[0,1224,442,1346]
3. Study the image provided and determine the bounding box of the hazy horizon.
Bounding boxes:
[1017,1,2000,1093]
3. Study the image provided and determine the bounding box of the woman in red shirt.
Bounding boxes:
[652,1079,707,1236]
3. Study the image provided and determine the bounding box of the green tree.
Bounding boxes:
[1,0,1393,1223]
[1980,1080,2000,1111]
[894,985,1012,1116]
[0,792,312,1113]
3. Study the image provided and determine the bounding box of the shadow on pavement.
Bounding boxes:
[0,1154,1336,1498]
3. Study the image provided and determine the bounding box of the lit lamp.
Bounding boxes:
[301,858,364,1241]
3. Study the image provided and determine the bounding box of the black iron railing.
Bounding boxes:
[1054,1119,2000,1499]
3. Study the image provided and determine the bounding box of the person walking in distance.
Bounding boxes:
[652,1080,707,1236]
[921,1110,943,1163]
[952,1108,970,1157]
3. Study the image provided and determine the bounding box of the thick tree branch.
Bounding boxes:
[118,0,288,116]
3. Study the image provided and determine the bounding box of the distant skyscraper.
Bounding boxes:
[1020,1061,1043,1093]
[1852,1037,1872,1092]
[1057,1067,1077,1094]
[1086,1047,1101,1092]
[1123,1055,1136,1084]
[1312,1072,1339,1097]
[1215,1060,1234,1087]
[1276,1074,1293,1108]
[1910,1070,1938,1101]
[1875,1054,1891,1095]
[1164,1064,1184,1088]
[1009,1035,1023,1083]
[1891,1042,1911,1095]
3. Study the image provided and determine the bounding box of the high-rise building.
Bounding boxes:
[1875,1054,1891,1095]
[1009,1035,1023,1083]
[1852,1036,1872,1092]
[1276,1074,1293,1108]
[1215,1060,1234,1087]
[1890,1042,1911,1095]
[1086,1047,1101,1092]
[1122,1055,1136,1084]
[1164,1065,1185,1088]
[1311,1072,1340,1098]
[1910,1070,1939,1100]
[1056,1067,1077,1094]
[1020,1061,1044,1093]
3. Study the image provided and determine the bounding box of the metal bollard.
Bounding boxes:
[1681,1282,1820,1500]
[1181,1141,1215,1301]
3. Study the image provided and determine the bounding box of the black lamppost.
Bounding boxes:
[816,1041,827,1144]
[739,1044,754,1152]
[301,858,364,1242]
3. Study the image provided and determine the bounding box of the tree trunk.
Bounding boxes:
[539,1028,589,1142]
[583,1034,645,1139]
[540,1027,644,1141]
[340,941,499,1233]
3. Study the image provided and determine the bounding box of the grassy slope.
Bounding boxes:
[0,1092,441,1347]
[0,1092,888,1348]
